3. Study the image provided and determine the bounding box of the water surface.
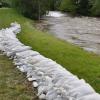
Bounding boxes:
[43,11,100,54]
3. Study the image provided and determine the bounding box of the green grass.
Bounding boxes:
[0,8,100,93]
[0,52,38,100]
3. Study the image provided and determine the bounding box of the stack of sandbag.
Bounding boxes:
[0,22,100,100]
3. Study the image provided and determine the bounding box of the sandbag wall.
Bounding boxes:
[0,23,100,100]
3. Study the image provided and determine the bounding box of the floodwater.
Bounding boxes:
[44,11,100,54]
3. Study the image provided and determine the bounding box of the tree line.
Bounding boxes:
[60,0,100,16]
[0,0,100,19]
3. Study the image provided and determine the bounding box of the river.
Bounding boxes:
[42,11,100,54]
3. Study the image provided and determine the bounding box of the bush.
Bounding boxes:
[91,0,100,16]
[0,0,11,8]
[49,0,62,10]
[77,0,91,16]
[59,0,92,16]
[12,0,49,20]
[59,0,77,15]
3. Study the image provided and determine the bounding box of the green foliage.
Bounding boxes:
[12,0,49,20]
[91,0,100,16]
[49,0,62,10]
[59,0,93,16]
[0,0,11,7]
[60,0,77,14]
[77,0,91,16]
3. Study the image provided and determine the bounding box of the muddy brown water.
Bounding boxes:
[41,12,100,54]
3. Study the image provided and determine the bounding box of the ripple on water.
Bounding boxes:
[44,11,100,54]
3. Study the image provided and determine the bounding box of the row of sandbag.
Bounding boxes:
[0,23,100,100]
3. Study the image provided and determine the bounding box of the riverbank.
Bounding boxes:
[0,8,100,93]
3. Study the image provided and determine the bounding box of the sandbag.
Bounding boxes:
[0,22,100,100]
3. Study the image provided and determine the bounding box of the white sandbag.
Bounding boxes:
[0,45,4,51]
[27,71,44,81]
[46,87,66,100]
[17,65,32,73]
[34,59,57,67]
[11,45,31,52]
[13,59,28,66]
[67,79,86,88]
[5,46,31,57]
[39,93,46,100]
[46,89,58,100]
[27,55,47,64]
[0,23,100,100]
[3,40,22,46]
[38,76,53,86]
[33,81,39,88]
[17,65,26,72]
[15,50,39,58]
[38,85,53,96]
[10,22,21,34]
[68,84,95,98]
[54,76,79,88]
[79,93,100,100]
[4,42,24,50]
[4,29,16,39]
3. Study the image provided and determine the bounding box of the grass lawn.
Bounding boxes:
[0,52,38,100]
[0,8,100,93]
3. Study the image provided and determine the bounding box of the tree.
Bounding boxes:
[91,0,100,16]
[12,0,50,20]
[0,0,11,7]
[59,0,92,16]
[48,0,62,10]
[59,0,77,14]
[77,0,91,15]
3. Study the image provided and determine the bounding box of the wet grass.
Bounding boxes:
[0,8,100,93]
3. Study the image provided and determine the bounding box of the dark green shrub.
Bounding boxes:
[59,0,77,15]
[91,0,100,16]
[0,0,11,8]
[12,0,49,20]
[77,0,91,16]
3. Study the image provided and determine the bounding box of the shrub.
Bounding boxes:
[59,0,77,15]
[77,0,91,16]
[91,0,100,16]
[12,0,49,20]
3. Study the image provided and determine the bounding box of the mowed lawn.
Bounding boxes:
[0,52,38,100]
[0,8,100,93]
